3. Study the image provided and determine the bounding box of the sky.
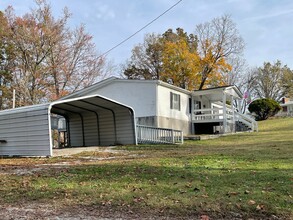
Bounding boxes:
[1,0,293,70]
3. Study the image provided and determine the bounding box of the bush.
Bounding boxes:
[248,98,281,121]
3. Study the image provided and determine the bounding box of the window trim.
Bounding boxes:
[170,92,181,111]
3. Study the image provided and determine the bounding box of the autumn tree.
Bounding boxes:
[3,0,109,106]
[124,16,244,91]
[160,35,200,90]
[248,61,293,102]
[0,11,14,109]
[123,33,163,80]
[46,24,108,100]
[123,28,199,87]
[195,14,245,90]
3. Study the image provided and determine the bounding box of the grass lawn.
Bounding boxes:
[0,117,292,219]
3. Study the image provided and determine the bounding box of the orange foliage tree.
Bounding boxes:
[161,38,200,90]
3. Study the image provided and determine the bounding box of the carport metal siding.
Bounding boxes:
[0,105,52,156]
[115,108,136,144]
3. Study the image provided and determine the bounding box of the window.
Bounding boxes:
[170,92,181,111]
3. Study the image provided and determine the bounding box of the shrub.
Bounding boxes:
[248,98,281,121]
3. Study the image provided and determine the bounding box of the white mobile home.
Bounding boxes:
[62,77,192,134]
[62,77,257,136]
[0,95,136,156]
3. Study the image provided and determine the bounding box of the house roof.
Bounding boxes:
[60,77,242,101]
[192,85,243,100]
[280,101,293,107]
[60,77,191,100]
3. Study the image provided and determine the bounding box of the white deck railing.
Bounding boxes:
[192,106,257,132]
[192,107,234,121]
[136,125,183,144]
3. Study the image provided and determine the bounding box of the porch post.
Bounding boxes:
[223,92,227,133]
[191,96,195,134]
[231,95,235,133]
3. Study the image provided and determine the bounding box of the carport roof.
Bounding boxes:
[50,95,135,116]
[0,94,135,117]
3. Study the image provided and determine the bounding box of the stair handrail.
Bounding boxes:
[235,111,258,132]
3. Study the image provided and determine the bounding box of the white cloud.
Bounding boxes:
[242,8,293,22]
[95,4,116,21]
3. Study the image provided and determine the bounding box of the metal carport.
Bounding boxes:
[0,95,136,157]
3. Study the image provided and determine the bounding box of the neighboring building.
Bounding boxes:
[279,98,293,116]
[62,77,257,135]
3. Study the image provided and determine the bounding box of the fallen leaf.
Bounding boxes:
[227,191,239,196]
[256,204,265,211]
[248,200,256,205]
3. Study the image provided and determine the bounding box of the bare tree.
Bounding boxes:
[235,67,258,113]
[195,14,245,89]
[221,56,247,86]
[46,24,108,100]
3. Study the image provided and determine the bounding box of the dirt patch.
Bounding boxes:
[53,146,125,157]
[0,146,142,176]
[0,203,197,220]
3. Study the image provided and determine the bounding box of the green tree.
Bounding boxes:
[248,98,281,121]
